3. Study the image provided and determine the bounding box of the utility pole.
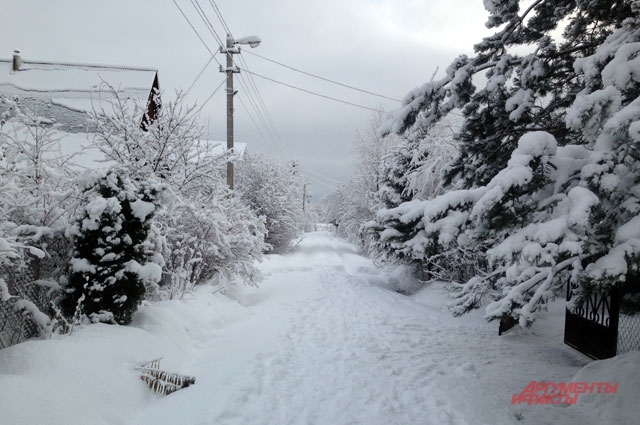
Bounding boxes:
[223,35,239,190]
[302,183,307,212]
[220,34,261,190]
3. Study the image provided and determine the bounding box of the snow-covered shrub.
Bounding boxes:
[156,185,267,297]
[0,96,76,342]
[236,154,304,253]
[61,169,165,325]
[90,89,266,296]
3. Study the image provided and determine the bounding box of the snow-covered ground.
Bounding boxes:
[0,231,637,425]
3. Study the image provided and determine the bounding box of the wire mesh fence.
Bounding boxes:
[617,284,640,355]
[0,262,41,349]
[0,234,69,349]
[618,313,640,354]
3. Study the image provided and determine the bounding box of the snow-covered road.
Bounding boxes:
[5,230,635,425]
[127,231,589,425]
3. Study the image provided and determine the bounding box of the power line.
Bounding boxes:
[185,55,215,96]
[196,78,226,115]
[240,68,385,112]
[244,50,401,102]
[208,0,232,35]
[305,174,341,190]
[172,0,347,194]
[236,75,284,151]
[171,0,220,60]
[237,57,283,139]
[190,0,225,50]
[236,93,273,146]
[302,167,344,184]
[173,0,289,161]
[199,1,291,160]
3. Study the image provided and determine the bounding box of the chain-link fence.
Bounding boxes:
[0,234,69,349]
[617,283,640,355]
[0,262,42,349]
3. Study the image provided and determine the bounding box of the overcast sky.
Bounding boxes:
[0,0,492,198]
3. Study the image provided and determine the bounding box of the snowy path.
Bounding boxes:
[127,231,589,425]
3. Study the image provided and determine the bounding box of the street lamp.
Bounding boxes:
[220,34,261,189]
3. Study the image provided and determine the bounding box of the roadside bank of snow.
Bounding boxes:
[0,288,252,425]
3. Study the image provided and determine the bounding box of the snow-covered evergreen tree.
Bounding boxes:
[371,0,639,326]
[567,7,640,307]
[61,169,164,325]
[323,112,402,252]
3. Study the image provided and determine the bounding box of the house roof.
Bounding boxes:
[0,57,158,132]
[200,140,248,160]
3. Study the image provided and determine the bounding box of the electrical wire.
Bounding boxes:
[305,174,341,190]
[171,0,220,60]
[185,55,215,97]
[236,93,274,145]
[208,0,232,35]
[199,0,287,152]
[190,0,225,50]
[301,167,344,184]
[239,68,385,112]
[243,50,401,102]
[195,78,226,115]
[237,57,283,139]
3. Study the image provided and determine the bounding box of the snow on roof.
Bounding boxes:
[0,57,157,132]
[0,59,156,96]
[200,140,247,159]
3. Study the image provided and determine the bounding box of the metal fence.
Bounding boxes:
[0,262,42,349]
[617,283,640,355]
[565,278,640,359]
[0,234,69,349]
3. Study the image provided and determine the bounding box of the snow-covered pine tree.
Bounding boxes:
[322,112,403,252]
[372,0,638,326]
[382,0,634,189]
[566,7,640,308]
[61,169,164,325]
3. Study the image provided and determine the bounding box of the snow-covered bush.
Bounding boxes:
[90,89,266,296]
[236,154,304,253]
[61,169,164,325]
[0,96,76,342]
[156,186,267,296]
